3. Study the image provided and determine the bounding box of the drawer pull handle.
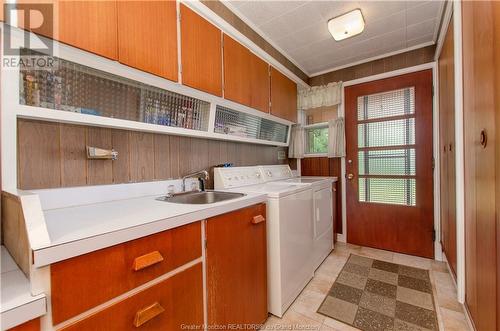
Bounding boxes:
[134,302,165,327]
[252,215,265,224]
[133,251,164,271]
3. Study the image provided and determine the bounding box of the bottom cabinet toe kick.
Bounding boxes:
[38,203,268,331]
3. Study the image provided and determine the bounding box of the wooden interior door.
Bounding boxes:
[438,17,457,276]
[462,2,499,330]
[345,70,434,258]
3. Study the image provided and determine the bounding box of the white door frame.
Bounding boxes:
[338,62,443,262]
[452,0,465,304]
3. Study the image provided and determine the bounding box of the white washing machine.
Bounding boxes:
[214,167,314,317]
[259,165,336,271]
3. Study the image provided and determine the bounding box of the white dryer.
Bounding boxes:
[259,165,336,271]
[214,167,314,317]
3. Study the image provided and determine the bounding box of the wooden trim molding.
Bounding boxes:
[309,45,436,86]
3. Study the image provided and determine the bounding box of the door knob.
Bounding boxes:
[347,173,354,180]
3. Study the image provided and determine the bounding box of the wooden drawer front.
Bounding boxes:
[60,263,204,331]
[7,318,40,331]
[51,222,201,324]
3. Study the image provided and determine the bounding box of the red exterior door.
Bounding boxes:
[345,70,434,258]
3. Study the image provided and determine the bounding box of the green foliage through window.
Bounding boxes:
[306,127,328,154]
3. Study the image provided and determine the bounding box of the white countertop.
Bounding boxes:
[32,190,267,267]
[1,247,46,330]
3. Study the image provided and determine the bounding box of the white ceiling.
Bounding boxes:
[224,0,445,76]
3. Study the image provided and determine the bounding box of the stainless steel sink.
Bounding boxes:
[156,191,245,204]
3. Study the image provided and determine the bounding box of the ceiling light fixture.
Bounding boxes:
[327,9,365,41]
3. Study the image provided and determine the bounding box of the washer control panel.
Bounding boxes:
[214,166,264,189]
[259,165,294,181]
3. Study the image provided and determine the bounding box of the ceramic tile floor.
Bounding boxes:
[262,243,470,331]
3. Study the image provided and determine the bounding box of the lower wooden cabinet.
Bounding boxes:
[49,204,268,330]
[206,203,268,328]
[51,222,201,324]
[59,263,203,331]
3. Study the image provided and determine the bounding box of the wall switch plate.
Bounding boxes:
[278,150,286,160]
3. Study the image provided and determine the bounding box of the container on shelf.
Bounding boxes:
[19,49,210,132]
[214,105,289,143]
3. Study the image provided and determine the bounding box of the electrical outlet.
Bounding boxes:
[277,150,286,160]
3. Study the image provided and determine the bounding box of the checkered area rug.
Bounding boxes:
[317,254,438,331]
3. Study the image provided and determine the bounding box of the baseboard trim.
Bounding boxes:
[336,233,346,243]
[463,302,476,331]
[442,252,458,288]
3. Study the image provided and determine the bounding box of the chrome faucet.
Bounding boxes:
[181,169,209,192]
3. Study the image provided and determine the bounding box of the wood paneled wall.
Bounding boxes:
[301,157,342,234]
[438,18,456,276]
[309,45,436,86]
[17,119,287,190]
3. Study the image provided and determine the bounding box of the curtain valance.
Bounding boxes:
[298,82,342,110]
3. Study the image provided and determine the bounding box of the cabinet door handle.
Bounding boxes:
[480,129,487,148]
[132,251,164,271]
[134,302,165,327]
[252,215,266,224]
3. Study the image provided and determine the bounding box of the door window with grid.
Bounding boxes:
[357,87,416,206]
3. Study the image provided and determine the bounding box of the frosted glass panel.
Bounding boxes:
[357,86,417,206]
[214,106,288,143]
[357,87,415,121]
[359,178,416,206]
[358,149,415,176]
[19,49,210,131]
[358,118,415,148]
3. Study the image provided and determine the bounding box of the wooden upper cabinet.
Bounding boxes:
[117,1,178,81]
[58,1,118,60]
[180,5,222,96]
[270,67,297,122]
[15,1,118,60]
[223,35,270,113]
[249,54,271,113]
